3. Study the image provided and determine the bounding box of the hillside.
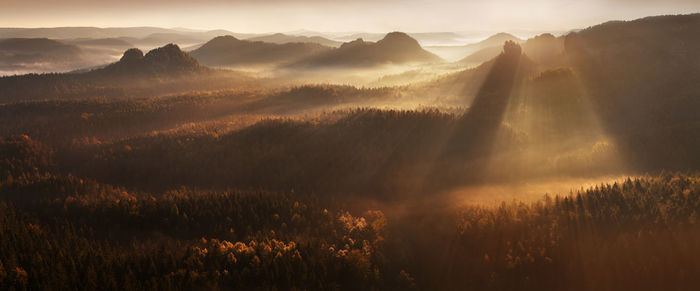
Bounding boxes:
[246,33,342,47]
[190,35,332,67]
[2,14,700,291]
[458,33,564,66]
[0,44,258,103]
[426,32,522,61]
[458,45,504,66]
[335,31,467,46]
[563,13,700,170]
[466,32,523,50]
[291,32,444,68]
[0,38,86,73]
[66,37,134,48]
[97,43,205,76]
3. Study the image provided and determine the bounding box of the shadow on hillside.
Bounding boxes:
[428,41,523,189]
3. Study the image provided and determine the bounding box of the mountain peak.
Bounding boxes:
[503,40,522,57]
[292,31,442,68]
[384,31,413,40]
[479,33,522,46]
[339,38,366,49]
[491,32,517,38]
[197,35,241,51]
[100,44,204,76]
[142,44,201,71]
[143,43,183,60]
[211,35,240,43]
[377,32,421,48]
[119,48,144,62]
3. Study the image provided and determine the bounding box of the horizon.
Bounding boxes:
[2,0,699,34]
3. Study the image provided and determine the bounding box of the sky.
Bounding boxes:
[1,0,699,33]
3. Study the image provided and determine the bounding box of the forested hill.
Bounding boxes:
[563,13,700,171]
[0,44,252,103]
[290,32,443,68]
[189,35,332,67]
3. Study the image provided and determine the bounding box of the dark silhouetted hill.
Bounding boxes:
[336,32,466,46]
[564,13,700,171]
[0,44,259,103]
[133,32,210,48]
[291,32,443,68]
[190,35,332,67]
[97,43,205,76]
[522,33,565,65]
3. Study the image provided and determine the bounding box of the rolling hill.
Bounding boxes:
[290,32,444,68]
[97,44,206,76]
[426,32,522,61]
[0,38,86,73]
[66,37,134,48]
[0,43,257,103]
[458,33,564,66]
[334,31,466,45]
[563,13,700,170]
[189,35,332,67]
[246,33,342,47]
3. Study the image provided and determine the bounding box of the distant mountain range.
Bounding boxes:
[66,38,133,48]
[290,32,443,68]
[246,33,342,47]
[0,27,551,73]
[0,27,261,42]
[0,38,87,73]
[334,32,467,46]
[189,35,332,67]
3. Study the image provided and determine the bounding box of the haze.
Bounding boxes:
[2,0,699,33]
[2,0,700,288]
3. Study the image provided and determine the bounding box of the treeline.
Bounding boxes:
[0,70,258,104]
[432,173,700,290]
[62,107,622,196]
[0,190,395,290]
[2,135,699,290]
[0,136,400,290]
[0,85,404,147]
